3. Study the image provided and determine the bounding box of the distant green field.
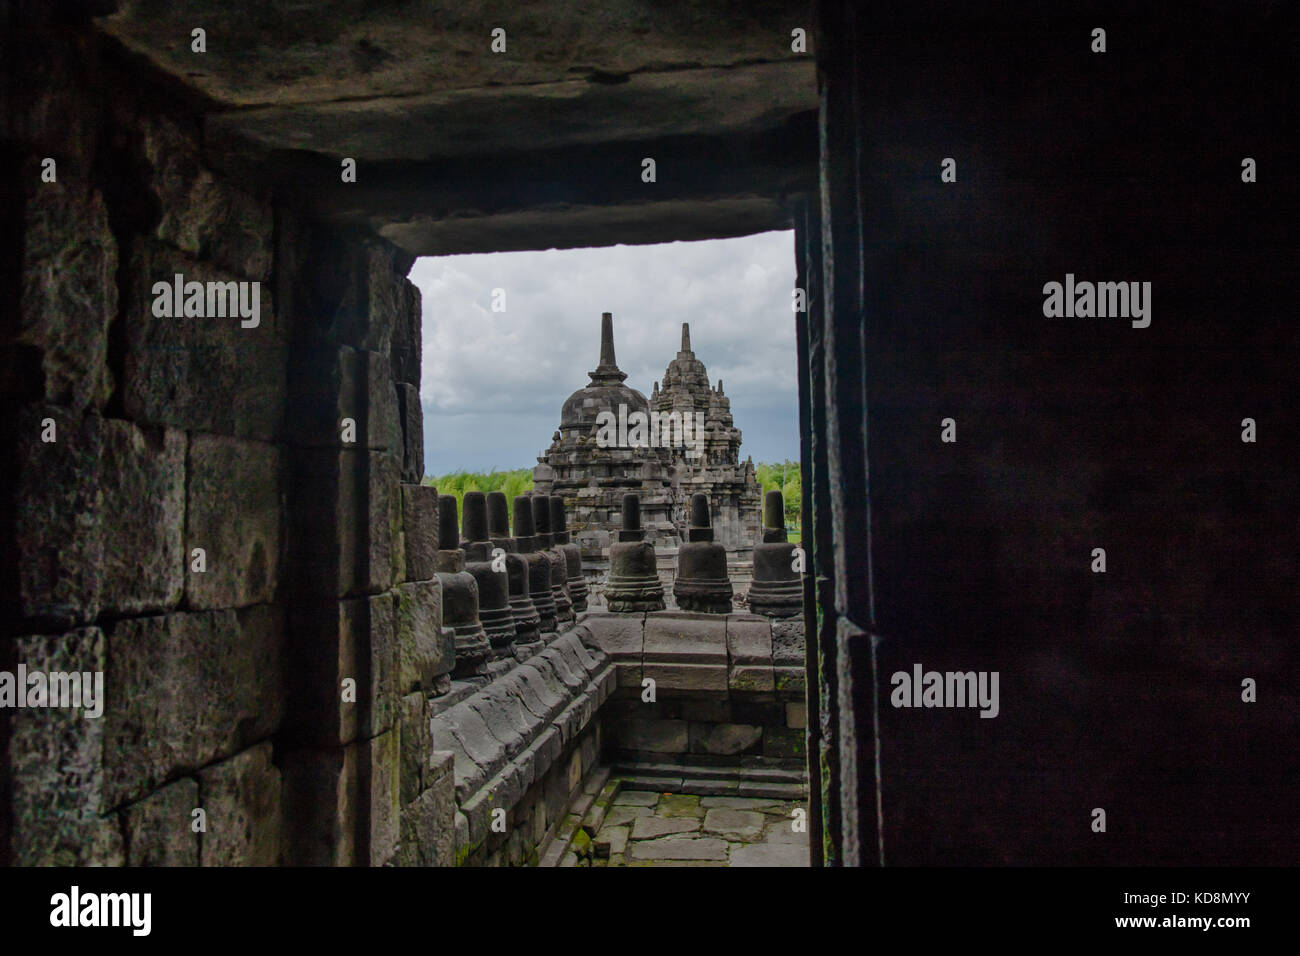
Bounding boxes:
[425,461,801,535]
[423,469,534,523]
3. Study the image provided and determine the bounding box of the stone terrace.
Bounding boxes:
[589,790,808,868]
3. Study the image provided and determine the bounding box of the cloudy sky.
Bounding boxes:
[408,230,799,474]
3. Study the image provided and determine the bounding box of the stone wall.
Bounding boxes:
[585,611,807,799]
[430,628,614,866]
[0,14,428,866]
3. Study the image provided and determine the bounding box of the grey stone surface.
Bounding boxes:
[7,405,103,625]
[401,483,440,581]
[610,718,688,754]
[605,805,653,826]
[726,613,772,664]
[770,617,806,666]
[398,753,456,866]
[728,664,775,693]
[643,662,728,693]
[595,825,629,857]
[98,420,186,615]
[391,279,421,389]
[18,181,117,412]
[644,614,728,663]
[699,796,784,810]
[339,592,398,743]
[8,627,123,866]
[141,112,273,281]
[689,722,762,756]
[104,605,283,808]
[123,240,286,441]
[612,790,660,808]
[398,691,433,805]
[278,746,357,866]
[393,579,450,692]
[366,449,404,593]
[631,815,700,840]
[581,610,645,659]
[701,808,765,840]
[628,837,728,861]
[397,382,423,482]
[123,776,200,866]
[198,741,282,866]
[728,842,808,867]
[368,728,402,866]
[185,434,282,609]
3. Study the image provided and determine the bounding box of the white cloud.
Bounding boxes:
[409,231,799,473]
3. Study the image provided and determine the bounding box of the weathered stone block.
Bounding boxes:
[581,610,644,659]
[279,746,357,866]
[689,722,762,756]
[726,613,772,665]
[401,483,440,581]
[436,703,507,794]
[98,420,185,615]
[644,614,728,664]
[398,753,455,866]
[786,702,807,729]
[142,113,273,281]
[774,666,806,698]
[397,382,424,483]
[367,449,403,593]
[104,605,283,808]
[610,718,688,754]
[316,238,404,353]
[363,349,402,453]
[198,741,282,866]
[8,627,123,866]
[368,727,402,866]
[643,662,728,693]
[771,616,806,666]
[286,345,395,450]
[398,691,433,805]
[391,279,422,389]
[729,664,775,694]
[4,405,102,625]
[123,777,200,866]
[394,579,452,692]
[763,726,806,759]
[339,592,398,743]
[185,434,282,609]
[465,681,530,758]
[15,182,117,411]
[681,699,732,723]
[122,241,286,440]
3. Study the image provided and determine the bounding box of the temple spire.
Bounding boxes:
[588,311,627,384]
[600,312,616,367]
[681,322,691,353]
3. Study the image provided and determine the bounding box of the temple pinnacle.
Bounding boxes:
[589,311,627,384]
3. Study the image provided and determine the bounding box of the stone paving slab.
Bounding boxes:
[631,815,701,839]
[729,843,808,867]
[605,805,652,827]
[611,789,660,807]
[627,837,729,861]
[702,808,765,841]
[594,782,809,867]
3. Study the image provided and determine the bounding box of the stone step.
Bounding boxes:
[612,760,805,785]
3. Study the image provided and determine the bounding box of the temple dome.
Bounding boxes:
[559,312,649,434]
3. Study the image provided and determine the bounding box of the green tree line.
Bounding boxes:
[754,459,801,539]
[422,469,534,525]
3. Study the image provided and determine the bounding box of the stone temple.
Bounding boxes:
[532,313,761,586]
[2,0,1292,875]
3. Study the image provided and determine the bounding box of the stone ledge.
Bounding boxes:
[431,630,612,863]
